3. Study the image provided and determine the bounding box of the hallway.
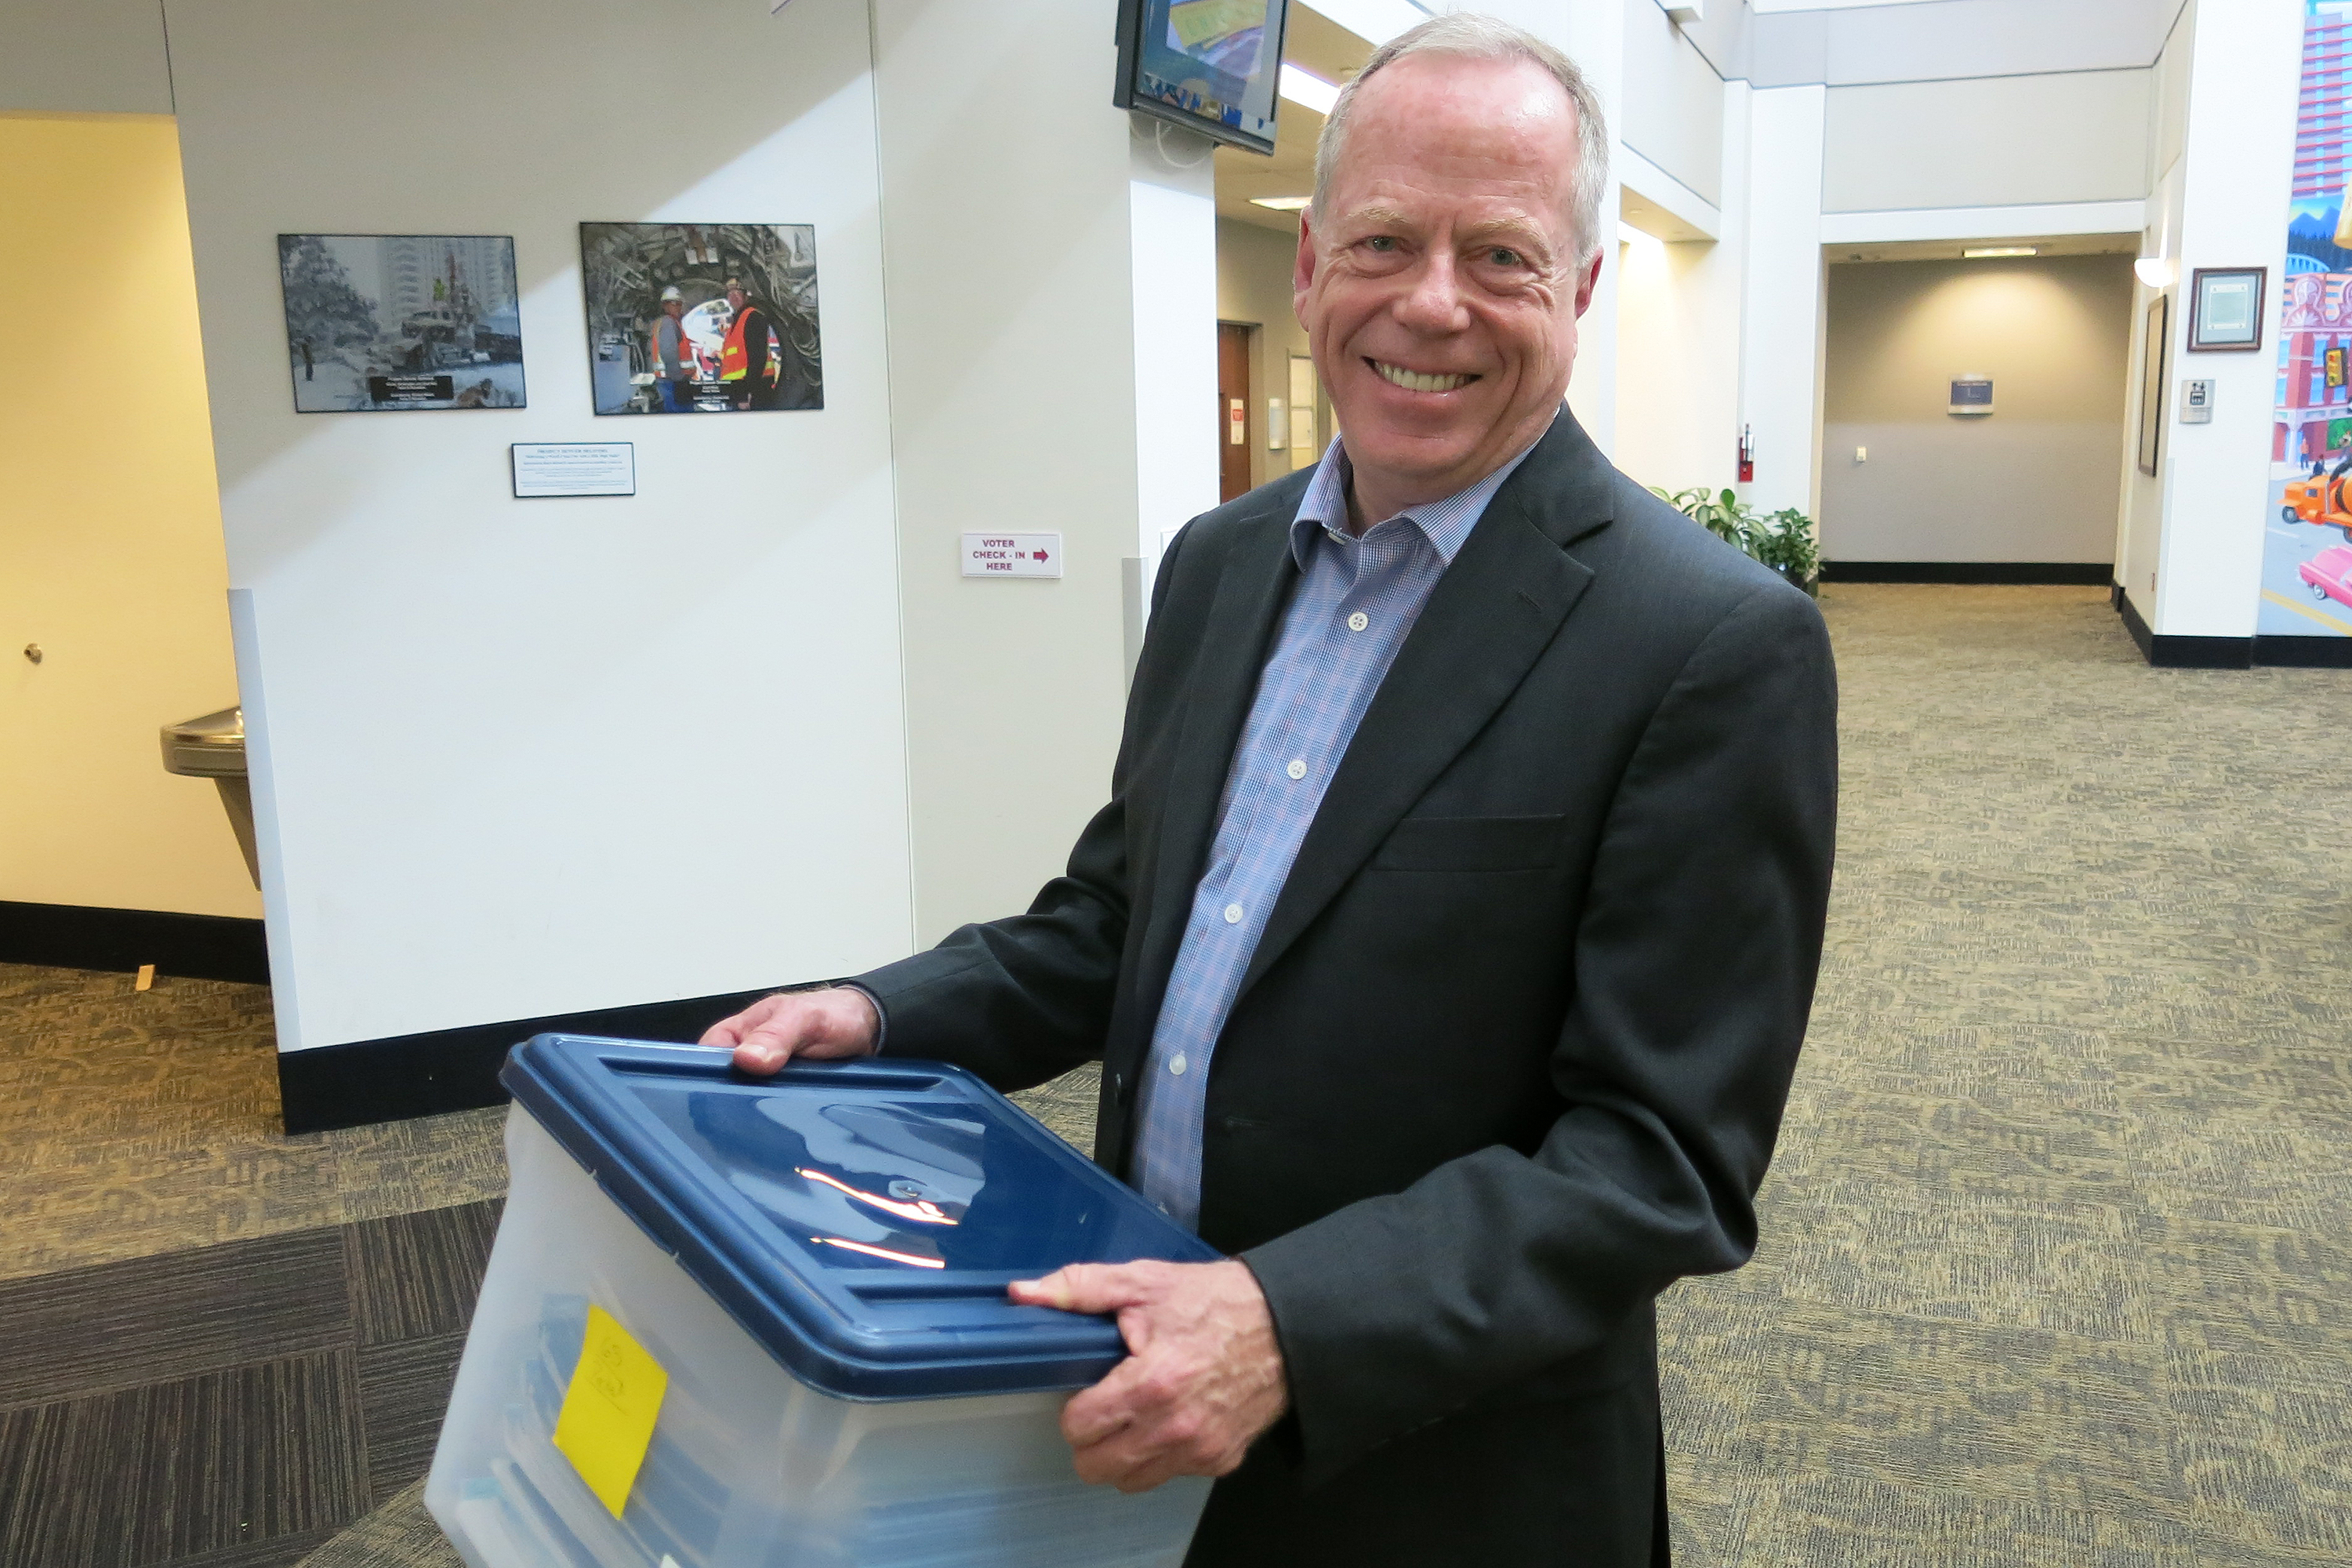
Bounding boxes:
[2,586,2347,1566]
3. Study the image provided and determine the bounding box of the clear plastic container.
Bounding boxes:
[426,1036,1216,1568]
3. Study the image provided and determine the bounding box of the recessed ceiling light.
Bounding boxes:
[1962,246,2037,258]
[1279,64,1341,117]
[1250,196,1312,212]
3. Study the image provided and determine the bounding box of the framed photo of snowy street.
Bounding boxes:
[277,234,526,412]
[578,222,822,415]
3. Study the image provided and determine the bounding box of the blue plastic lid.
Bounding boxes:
[499,1035,1220,1401]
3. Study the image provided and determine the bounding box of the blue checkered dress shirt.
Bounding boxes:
[1130,434,1541,1229]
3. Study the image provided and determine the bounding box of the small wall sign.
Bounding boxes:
[1948,376,1994,416]
[512,442,636,498]
[961,532,1062,579]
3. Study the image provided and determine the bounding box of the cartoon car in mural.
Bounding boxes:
[2299,545,2352,610]
[2282,454,2352,541]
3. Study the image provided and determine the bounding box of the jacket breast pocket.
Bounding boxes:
[1372,813,1566,872]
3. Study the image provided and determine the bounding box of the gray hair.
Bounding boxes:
[1311,13,1611,266]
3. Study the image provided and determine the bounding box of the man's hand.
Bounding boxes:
[698,987,880,1076]
[1008,1258,1288,1493]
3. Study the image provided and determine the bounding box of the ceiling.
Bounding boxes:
[1826,231,2140,264]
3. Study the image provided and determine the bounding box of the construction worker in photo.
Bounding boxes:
[718,275,780,411]
[651,285,697,412]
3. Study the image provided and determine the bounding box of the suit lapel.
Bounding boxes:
[1233,412,1616,1002]
[1127,492,1301,1025]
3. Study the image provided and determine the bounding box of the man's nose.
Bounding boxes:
[1394,250,1469,334]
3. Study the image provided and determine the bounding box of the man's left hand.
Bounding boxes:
[1007,1258,1288,1493]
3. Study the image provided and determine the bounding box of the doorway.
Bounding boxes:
[1218,321,1254,503]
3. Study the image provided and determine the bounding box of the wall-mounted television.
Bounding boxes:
[1114,0,1291,157]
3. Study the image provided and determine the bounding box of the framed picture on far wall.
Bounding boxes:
[2187,266,2266,352]
[2137,293,2169,477]
[579,223,822,415]
[277,234,525,412]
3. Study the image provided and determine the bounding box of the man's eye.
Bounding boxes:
[1488,247,1523,267]
[1365,235,1399,252]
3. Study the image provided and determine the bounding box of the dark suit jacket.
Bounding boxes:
[851,412,1838,1565]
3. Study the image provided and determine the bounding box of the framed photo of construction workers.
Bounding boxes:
[277,234,526,412]
[578,222,823,415]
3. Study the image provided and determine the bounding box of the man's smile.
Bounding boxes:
[1369,359,1480,394]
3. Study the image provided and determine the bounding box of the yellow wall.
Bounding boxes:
[0,112,258,916]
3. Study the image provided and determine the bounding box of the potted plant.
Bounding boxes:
[1650,486,1820,597]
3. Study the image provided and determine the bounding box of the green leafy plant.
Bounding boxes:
[1650,486,1820,597]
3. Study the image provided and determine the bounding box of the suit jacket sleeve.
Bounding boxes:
[846,524,1196,1091]
[1240,580,1838,1485]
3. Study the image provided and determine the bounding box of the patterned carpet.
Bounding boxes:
[2,585,2346,1566]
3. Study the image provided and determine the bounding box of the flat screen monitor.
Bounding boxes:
[1114,0,1291,157]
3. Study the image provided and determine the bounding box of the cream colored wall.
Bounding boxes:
[1621,0,1724,206]
[1820,254,2135,564]
[1822,71,2152,213]
[1216,217,1319,491]
[0,113,258,918]
[1614,231,1740,496]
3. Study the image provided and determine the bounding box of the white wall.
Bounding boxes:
[1738,83,1826,518]
[2144,0,2301,639]
[1621,0,1725,206]
[873,0,1203,947]
[1820,255,2134,564]
[169,0,913,1051]
[1615,78,1748,499]
[1823,71,2152,214]
[2114,1,2195,610]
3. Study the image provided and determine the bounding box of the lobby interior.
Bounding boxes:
[3,2,2346,1565]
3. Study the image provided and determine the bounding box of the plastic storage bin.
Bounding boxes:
[426,1035,1221,1568]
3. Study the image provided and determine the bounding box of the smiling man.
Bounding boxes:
[704,15,1836,1566]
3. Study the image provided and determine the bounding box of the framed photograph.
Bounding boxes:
[277,234,524,412]
[579,223,822,415]
[2137,294,2169,477]
[2187,267,2266,352]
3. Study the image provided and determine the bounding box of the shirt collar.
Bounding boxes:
[1287,416,1550,571]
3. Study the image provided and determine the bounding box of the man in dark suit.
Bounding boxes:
[704,15,1835,1565]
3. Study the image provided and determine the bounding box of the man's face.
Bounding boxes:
[664,298,684,318]
[1294,53,1600,508]
[726,288,746,312]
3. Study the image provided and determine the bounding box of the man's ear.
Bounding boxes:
[1293,209,1319,322]
[1572,250,1604,318]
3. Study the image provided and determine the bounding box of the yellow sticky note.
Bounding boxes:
[552,1304,668,1517]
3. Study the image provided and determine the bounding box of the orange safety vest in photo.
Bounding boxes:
[650,316,691,379]
[720,307,778,385]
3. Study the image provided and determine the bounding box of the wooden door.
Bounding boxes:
[1218,321,1254,503]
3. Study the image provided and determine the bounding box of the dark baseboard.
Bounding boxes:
[1820,561,2114,586]
[2254,634,2352,667]
[2112,592,2255,668]
[0,901,268,984]
[276,985,782,1134]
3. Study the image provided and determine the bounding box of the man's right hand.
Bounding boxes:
[699,987,880,1076]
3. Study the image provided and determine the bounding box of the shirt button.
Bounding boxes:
[1169,1052,1189,1076]
[1224,902,1244,924]
[1286,758,1308,780]
[1347,611,1370,632]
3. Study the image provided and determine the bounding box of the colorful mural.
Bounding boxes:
[2261,1,2352,636]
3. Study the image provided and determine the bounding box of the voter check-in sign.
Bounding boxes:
[961,532,1062,579]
